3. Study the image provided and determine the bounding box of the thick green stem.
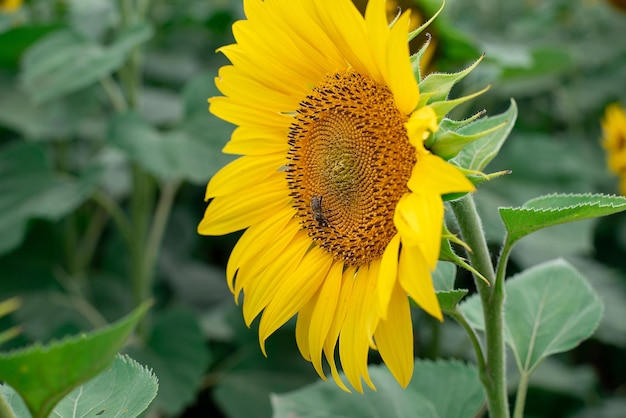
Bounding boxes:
[117,0,141,109]
[130,164,155,309]
[116,0,157,316]
[448,310,486,372]
[55,141,80,277]
[450,194,509,418]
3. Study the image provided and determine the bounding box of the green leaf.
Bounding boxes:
[568,256,626,348]
[432,261,456,292]
[0,302,150,418]
[453,99,518,172]
[21,23,152,103]
[437,290,469,313]
[460,259,603,374]
[0,25,60,69]
[431,261,469,311]
[409,360,485,418]
[271,360,484,418]
[525,358,597,398]
[65,0,118,41]
[0,383,29,418]
[182,71,219,117]
[0,355,158,418]
[0,81,102,141]
[108,111,232,183]
[501,46,573,81]
[499,193,626,246]
[271,363,437,418]
[213,330,317,418]
[0,142,100,255]
[125,307,209,416]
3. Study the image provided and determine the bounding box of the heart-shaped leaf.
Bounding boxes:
[460,259,603,374]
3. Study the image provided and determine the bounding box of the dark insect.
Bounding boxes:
[310,195,328,227]
[95,411,106,416]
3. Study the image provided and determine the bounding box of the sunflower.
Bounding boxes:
[601,103,626,195]
[0,0,22,13]
[198,0,475,392]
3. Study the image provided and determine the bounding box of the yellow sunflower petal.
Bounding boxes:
[398,245,442,321]
[394,192,443,269]
[365,259,382,346]
[273,0,346,71]
[406,106,438,149]
[408,153,475,195]
[209,96,290,129]
[386,10,419,115]
[205,154,284,199]
[338,264,379,392]
[223,126,289,156]
[295,296,317,362]
[374,281,414,387]
[198,174,288,236]
[218,43,302,97]
[216,65,302,112]
[225,206,295,294]
[308,261,343,378]
[378,233,401,319]
[365,0,390,83]
[229,22,316,95]
[242,229,309,327]
[258,245,333,355]
[316,0,379,81]
[323,266,357,393]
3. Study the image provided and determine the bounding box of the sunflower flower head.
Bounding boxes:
[199,0,486,392]
[601,103,626,195]
[0,0,22,13]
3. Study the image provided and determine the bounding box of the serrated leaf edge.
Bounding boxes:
[0,303,149,359]
[500,192,626,210]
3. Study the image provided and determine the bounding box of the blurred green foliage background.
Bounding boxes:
[0,0,625,417]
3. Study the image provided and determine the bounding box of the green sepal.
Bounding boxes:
[411,34,433,83]
[418,54,485,108]
[452,99,518,172]
[424,111,484,149]
[407,0,445,42]
[439,229,490,287]
[429,85,490,123]
[430,117,507,160]
[437,289,470,314]
[465,170,512,187]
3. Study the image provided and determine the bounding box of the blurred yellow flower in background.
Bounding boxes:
[0,0,22,13]
[198,0,474,392]
[601,103,626,195]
